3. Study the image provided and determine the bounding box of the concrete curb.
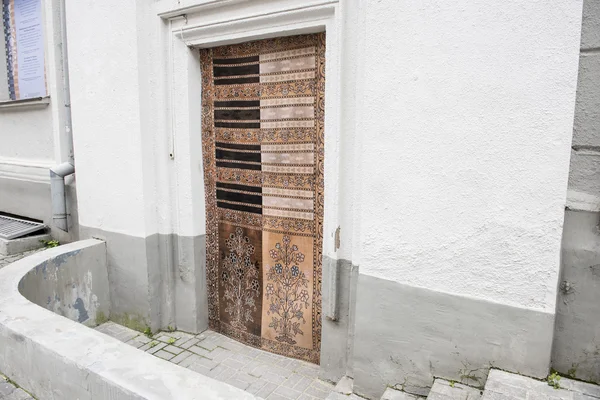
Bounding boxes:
[0,240,255,400]
[0,233,50,256]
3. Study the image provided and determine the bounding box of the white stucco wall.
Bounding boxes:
[66,0,196,238]
[64,0,582,313]
[0,0,76,241]
[354,0,582,312]
[0,0,63,169]
[0,109,54,163]
[66,0,148,237]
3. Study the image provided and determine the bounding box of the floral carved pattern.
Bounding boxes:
[222,227,260,330]
[265,235,310,345]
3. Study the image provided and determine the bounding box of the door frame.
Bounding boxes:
[160,0,344,330]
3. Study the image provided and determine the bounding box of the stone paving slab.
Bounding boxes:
[428,379,482,400]
[326,393,365,400]
[381,387,422,400]
[0,375,34,400]
[96,322,335,400]
[483,369,600,400]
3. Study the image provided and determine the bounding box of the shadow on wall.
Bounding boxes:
[17,239,109,327]
[552,210,600,384]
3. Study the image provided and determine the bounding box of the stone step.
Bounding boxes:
[326,391,365,400]
[483,369,600,400]
[336,376,354,395]
[326,376,363,400]
[427,379,482,400]
[325,377,422,400]
[381,387,423,400]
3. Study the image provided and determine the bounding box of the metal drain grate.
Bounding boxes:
[0,215,46,240]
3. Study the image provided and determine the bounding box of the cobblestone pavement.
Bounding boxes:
[0,375,34,400]
[0,248,43,270]
[96,322,335,400]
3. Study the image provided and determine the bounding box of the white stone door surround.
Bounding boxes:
[159,0,350,337]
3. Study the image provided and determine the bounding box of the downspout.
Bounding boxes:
[51,162,75,231]
[50,0,74,232]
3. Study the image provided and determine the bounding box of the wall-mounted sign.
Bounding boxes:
[2,0,46,101]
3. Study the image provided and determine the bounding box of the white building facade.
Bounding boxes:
[0,0,592,398]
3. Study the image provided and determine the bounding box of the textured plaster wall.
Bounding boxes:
[0,109,54,162]
[354,0,582,312]
[67,0,148,237]
[65,0,582,342]
[67,0,206,239]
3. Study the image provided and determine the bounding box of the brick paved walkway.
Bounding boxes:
[96,322,335,400]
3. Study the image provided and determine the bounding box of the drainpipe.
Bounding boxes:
[50,0,74,232]
[50,162,75,231]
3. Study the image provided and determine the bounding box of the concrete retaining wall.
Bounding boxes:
[18,239,109,327]
[0,240,254,399]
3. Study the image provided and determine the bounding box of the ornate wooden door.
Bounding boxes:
[200,33,325,364]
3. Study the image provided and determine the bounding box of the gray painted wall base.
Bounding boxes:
[174,235,208,333]
[552,209,600,383]
[79,226,208,334]
[320,256,358,383]
[352,274,554,399]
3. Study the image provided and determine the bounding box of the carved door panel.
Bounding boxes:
[200,33,325,364]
